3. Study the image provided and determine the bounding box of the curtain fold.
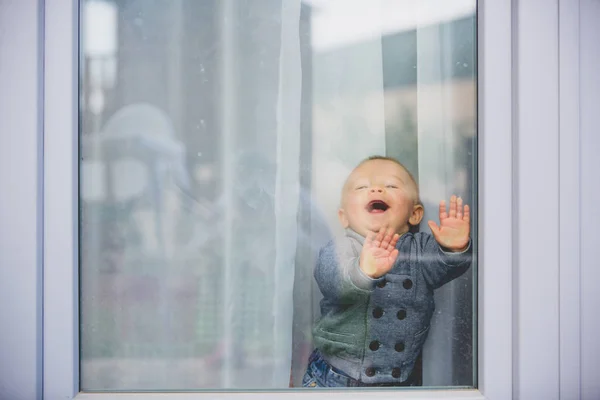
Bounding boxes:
[272,0,302,386]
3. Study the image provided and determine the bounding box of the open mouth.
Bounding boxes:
[367,200,389,213]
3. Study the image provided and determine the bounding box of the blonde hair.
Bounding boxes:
[354,155,421,203]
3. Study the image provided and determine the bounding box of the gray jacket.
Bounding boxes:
[312,228,472,384]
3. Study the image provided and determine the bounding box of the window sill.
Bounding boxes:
[75,389,485,400]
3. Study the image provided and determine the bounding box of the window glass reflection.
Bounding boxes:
[80,0,477,390]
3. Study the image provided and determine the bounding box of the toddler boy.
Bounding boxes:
[303,156,472,387]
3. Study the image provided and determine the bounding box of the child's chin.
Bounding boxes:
[365,225,384,235]
[369,224,383,232]
[369,223,405,235]
[368,220,388,230]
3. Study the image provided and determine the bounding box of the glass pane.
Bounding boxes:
[79,0,477,391]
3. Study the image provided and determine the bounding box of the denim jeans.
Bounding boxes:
[302,349,420,388]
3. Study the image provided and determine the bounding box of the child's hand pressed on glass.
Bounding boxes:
[359,195,470,278]
[359,227,400,278]
[427,195,470,252]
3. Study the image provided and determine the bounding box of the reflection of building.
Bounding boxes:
[80,0,476,389]
[81,1,317,389]
[309,14,477,387]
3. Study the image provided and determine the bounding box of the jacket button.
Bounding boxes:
[365,367,376,377]
[369,340,380,351]
[397,309,407,320]
[376,279,387,288]
[395,342,405,352]
[403,279,413,289]
[392,367,401,378]
[372,307,384,318]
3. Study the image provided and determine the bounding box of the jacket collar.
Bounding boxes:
[345,228,366,245]
[345,228,410,245]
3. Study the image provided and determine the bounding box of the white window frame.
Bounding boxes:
[41,0,513,398]
[6,0,596,397]
[5,0,555,398]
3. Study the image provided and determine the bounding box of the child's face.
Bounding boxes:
[338,159,423,238]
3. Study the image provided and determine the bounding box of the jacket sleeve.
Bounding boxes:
[314,238,384,304]
[415,232,473,289]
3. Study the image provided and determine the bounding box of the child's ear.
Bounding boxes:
[409,203,424,226]
[338,208,350,228]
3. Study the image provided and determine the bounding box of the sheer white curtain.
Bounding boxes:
[80,0,307,390]
[217,0,304,388]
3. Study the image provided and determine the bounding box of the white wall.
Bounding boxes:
[515,0,600,398]
[579,0,600,398]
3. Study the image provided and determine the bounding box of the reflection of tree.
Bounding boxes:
[385,106,419,181]
[385,108,475,192]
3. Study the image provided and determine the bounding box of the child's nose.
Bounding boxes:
[370,186,384,193]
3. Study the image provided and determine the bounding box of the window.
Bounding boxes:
[78,0,477,391]
[10,0,599,399]
[40,0,514,398]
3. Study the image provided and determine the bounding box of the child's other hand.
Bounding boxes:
[428,195,470,252]
[359,226,400,278]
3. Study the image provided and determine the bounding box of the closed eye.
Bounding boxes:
[355,185,367,190]
[386,185,398,189]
